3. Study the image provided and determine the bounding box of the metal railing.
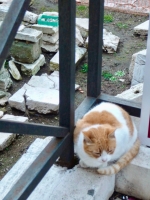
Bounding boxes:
[0,0,141,199]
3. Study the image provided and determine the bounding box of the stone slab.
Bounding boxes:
[23,11,38,24]
[0,114,28,151]
[0,137,115,200]
[8,86,26,112]
[116,83,143,103]
[20,54,45,76]
[129,49,146,86]
[25,86,59,114]
[115,146,150,200]
[0,137,53,198]
[10,40,41,64]
[8,72,79,113]
[0,69,13,91]
[15,27,43,43]
[41,41,59,52]
[28,71,80,91]
[28,166,115,200]
[31,24,58,35]
[0,3,10,21]
[134,20,149,36]
[50,46,87,70]
[76,18,89,38]
[42,32,58,44]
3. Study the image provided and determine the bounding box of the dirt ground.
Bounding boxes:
[0,0,148,193]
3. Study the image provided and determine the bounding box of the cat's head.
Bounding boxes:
[82,125,116,163]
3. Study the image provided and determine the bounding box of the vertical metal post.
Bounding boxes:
[58,0,75,167]
[0,0,30,68]
[87,0,104,97]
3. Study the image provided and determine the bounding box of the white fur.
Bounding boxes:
[75,102,137,169]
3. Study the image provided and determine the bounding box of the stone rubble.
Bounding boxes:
[0,67,13,91]
[50,46,87,71]
[9,71,80,114]
[8,60,22,80]
[129,49,146,86]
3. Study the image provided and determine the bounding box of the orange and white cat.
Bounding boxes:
[74,102,140,175]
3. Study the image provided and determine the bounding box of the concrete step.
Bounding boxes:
[0,137,115,200]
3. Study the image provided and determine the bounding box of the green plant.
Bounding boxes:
[102,70,125,82]
[102,71,113,80]
[80,63,88,73]
[104,14,113,23]
[77,5,87,11]
[114,70,125,77]
[116,22,128,29]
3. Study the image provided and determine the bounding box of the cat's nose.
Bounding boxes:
[102,158,107,162]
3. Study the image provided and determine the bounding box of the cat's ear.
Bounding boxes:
[83,132,93,145]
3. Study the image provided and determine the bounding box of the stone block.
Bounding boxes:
[13,54,45,76]
[50,46,87,70]
[0,114,28,151]
[41,41,59,52]
[116,83,143,103]
[31,24,58,35]
[85,29,120,53]
[23,11,38,24]
[29,166,115,200]
[103,29,120,53]
[76,18,89,38]
[129,49,146,86]
[42,32,58,44]
[10,40,41,64]
[0,137,53,199]
[0,137,115,200]
[134,20,149,36]
[115,146,150,200]
[15,28,43,43]
[42,11,58,16]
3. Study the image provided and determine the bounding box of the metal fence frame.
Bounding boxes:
[0,0,141,199]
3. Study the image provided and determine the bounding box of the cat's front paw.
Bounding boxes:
[79,160,88,168]
[97,168,107,175]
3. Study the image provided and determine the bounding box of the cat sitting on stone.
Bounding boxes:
[74,102,140,175]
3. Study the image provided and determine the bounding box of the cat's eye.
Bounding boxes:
[108,150,113,154]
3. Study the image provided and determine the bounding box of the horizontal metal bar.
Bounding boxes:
[97,93,141,117]
[0,0,30,68]
[75,96,97,123]
[0,120,68,137]
[4,133,71,200]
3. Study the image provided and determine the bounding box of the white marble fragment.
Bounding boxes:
[8,60,22,80]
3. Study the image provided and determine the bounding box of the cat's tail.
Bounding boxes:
[97,138,140,175]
